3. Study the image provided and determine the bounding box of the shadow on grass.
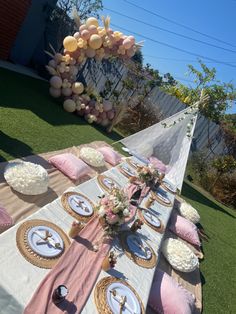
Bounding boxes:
[0,131,33,161]
[0,68,122,141]
[182,181,235,219]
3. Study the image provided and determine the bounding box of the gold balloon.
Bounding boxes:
[72,82,84,94]
[88,34,102,50]
[63,36,78,52]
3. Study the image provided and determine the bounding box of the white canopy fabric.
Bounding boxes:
[119,106,198,191]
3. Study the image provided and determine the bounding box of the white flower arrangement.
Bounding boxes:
[4,161,49,195]
[79,147,105,167]
[179,202,200,224]
[162,238,199,273]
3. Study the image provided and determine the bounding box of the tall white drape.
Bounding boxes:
[119,107,198,191]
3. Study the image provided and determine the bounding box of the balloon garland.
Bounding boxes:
[46,16,141,128]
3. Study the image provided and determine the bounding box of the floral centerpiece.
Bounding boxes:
[97,187,130,236]
[136,165,159,186]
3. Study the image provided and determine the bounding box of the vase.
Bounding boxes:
[68,221,83,238]
[99,217,107,229]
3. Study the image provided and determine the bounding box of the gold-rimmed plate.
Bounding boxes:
[61,192,94,222]
[97,174,121,193]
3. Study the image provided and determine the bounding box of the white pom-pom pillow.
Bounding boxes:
[179,202,200,224]
[4,161,49,195]
[162,238,199,273]
[79,147,105,167]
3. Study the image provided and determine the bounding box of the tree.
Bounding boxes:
[132,50,143,66]
[57,0,103,20]
[164,60,236,123]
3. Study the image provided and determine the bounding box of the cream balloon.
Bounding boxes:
[50,76,62,89]
[72,82,84,94]
[74,32,80,39]
[62,87,72,96]
[81,29,90,40]
[49,87,61,98]
[123,38,133,50]
[88,25,98,34]
[63,36,78,52]
[89,34,102,50]
[79,24,87,32]
[86,17,99,28]
[85,47,96,58]
[48,59,56,68]
[63,99,76,112]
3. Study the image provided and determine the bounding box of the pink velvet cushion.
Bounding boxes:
[97,146,121,166]
[148,269,195,314]
[49,153,92,180]
[169,211,200,247]
[149,156,167,174]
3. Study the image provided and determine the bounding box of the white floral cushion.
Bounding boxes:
[162,238,199,273]
[179,202,200,224]
[79,147,105,167]
[4,161,49,195]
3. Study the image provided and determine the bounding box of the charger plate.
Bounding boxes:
[118,164,137,178]
[138,210,165,234]
[161,181,177,194]
[61,192,95,223]
[119,231,157,269]
[126,158,143,170]
[94,276,145,314]
[16,219,70,269]
[151,190,172,207]
[97,175,121,193]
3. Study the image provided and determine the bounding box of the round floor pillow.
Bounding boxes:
[4,161,49,195]
[178,202,200,224]
[162,238,199,273]
[79,147,105,167]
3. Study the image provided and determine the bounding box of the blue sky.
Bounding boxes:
[100,0,236,113]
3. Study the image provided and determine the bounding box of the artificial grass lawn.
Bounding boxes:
[0,67,122,162]
[1,67,236,313]
[182,181,236,314]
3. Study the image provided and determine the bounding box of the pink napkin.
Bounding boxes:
[0,206,13,232]
[126,182,150,202]
[24,217,111,314]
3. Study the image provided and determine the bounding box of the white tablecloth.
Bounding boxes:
[0,158,175,313]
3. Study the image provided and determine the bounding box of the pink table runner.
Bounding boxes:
[0,205,13,233]
[24,217,110,314]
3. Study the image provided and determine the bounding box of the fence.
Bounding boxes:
[80,59,226,158]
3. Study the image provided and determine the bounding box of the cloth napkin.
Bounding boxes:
[126,182,150,203]
[24,217,111,314]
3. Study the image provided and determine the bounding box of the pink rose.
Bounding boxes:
[106,214,119,225]
[101,196,109,206]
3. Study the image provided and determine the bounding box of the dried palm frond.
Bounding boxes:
[44,50,55,59]
[49,43,56,55]
[72,7,81,29]
[102,16,110,31]
[45,65,58,76]
[108,102,128,133]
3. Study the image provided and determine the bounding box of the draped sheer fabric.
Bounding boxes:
[120,107,198,191]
